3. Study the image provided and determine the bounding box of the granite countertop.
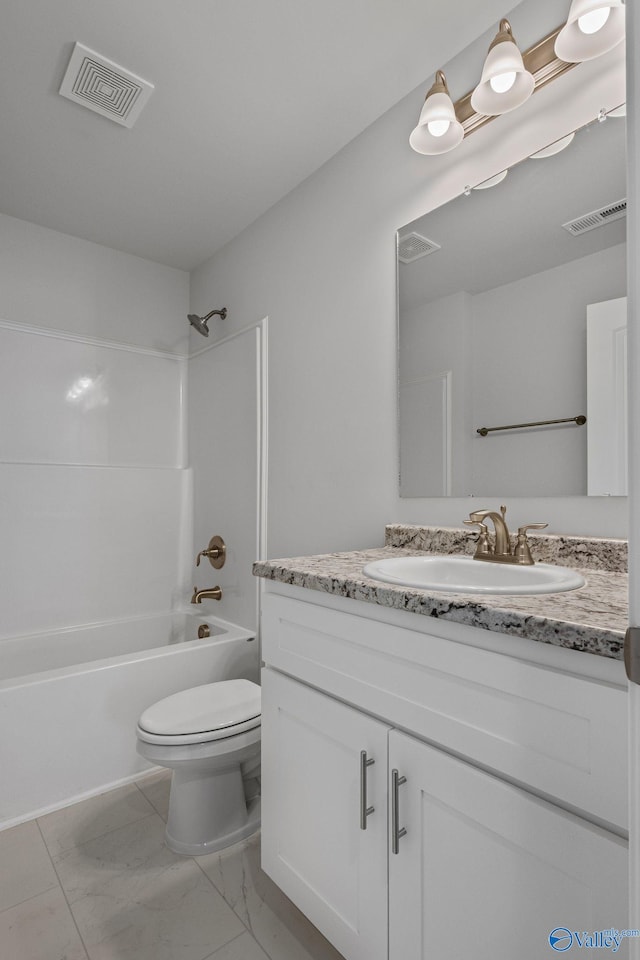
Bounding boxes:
[253,525,628,661]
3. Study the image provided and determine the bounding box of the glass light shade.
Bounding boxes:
[578,6,610,33]
[470,31,534,116]
[473,169,508,190]
[555,0,625,62]
[529,132,575,159]
[410,78,464,156]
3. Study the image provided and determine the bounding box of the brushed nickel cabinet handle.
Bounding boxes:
[391,768,407,854]
[360,750,375,830]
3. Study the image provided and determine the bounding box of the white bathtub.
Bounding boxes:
[0,610,257,829]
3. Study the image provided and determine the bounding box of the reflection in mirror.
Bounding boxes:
[397,112,626,498]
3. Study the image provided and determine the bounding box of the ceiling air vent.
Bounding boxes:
[398,232,441,264]
[59,42,154,128]
[562,199,627,237]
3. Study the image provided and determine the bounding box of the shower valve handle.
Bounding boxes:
[196,547,220,566]
[195,535,226,570]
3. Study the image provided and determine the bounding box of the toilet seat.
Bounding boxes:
[137,679,261,746]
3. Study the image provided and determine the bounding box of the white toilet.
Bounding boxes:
[136,678,261,856]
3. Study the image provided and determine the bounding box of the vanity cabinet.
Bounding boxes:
[388,729,627,960]
[260,587,629,960]
[261,668,389,960]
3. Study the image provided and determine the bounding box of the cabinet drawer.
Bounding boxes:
[261,592,627,831]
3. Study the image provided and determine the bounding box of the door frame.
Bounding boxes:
[626,5,639,954]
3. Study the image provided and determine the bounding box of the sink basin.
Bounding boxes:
[362,556,585,595]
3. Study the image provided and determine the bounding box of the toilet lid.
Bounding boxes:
[138,679,261,737]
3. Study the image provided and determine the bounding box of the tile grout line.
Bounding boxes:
[191,854,262,946]
[201,928,270,960]
[0,882,60,918]
[132,775,269,960]
[131,775,270,956]
[134,777,169,821]
[190,844,288,960]
[35,818,91,960]
[37,807,160,859]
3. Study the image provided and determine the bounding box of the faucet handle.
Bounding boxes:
[514,523,548,565]
[467,509,491,522]
[517,523,548,536]
[463,518,492,557]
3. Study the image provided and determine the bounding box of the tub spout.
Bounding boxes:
[191,586,222,603]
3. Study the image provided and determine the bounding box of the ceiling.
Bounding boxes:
[0,0,509,270]
[399,111,627,312]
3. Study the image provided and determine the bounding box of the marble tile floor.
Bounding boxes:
[0,771,345,960]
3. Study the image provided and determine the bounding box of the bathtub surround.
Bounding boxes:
[0,214,190,637]
[0,214,268,830]
[0,215,196,825]
[188,320,268,636]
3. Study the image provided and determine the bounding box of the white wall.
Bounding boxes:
[472,245,626,496]
[0,214,190,646]
[400,244,626,498]
[0,213,188,354]
[190,0,628,555]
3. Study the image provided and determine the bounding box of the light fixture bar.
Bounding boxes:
[454,26,577,136]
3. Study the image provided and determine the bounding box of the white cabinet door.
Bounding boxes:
[389,729,629,960]
[261,668,390,960]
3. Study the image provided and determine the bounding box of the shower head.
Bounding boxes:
[188,307,228,337]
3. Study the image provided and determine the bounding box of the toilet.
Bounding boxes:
[136,678,261,856]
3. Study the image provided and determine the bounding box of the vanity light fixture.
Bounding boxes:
[410,11,625,157]
[409,71,464,155]
[470,20,534,116]
[555,0,625,62]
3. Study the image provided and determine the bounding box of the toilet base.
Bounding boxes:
[157,740,261,857]
[166,797,261,856]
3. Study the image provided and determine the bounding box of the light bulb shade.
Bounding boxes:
[470,23,534,116]
[409,72,464,155]
[555,0,625,62]
[473,169,508,190]
[529,132,575,159]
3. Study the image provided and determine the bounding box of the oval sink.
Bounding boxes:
[362,556,585,595]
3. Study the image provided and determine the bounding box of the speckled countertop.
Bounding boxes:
[253,525,628,661]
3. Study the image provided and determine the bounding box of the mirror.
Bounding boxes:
[397,112,626,498]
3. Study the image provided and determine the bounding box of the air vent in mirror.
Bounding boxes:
[562,199,626,237]
[398,232,441,264]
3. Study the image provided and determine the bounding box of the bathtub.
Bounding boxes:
[0,610,257,829]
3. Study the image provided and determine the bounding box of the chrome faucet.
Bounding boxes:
[464,505,547,565]
[191,585,222,603]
